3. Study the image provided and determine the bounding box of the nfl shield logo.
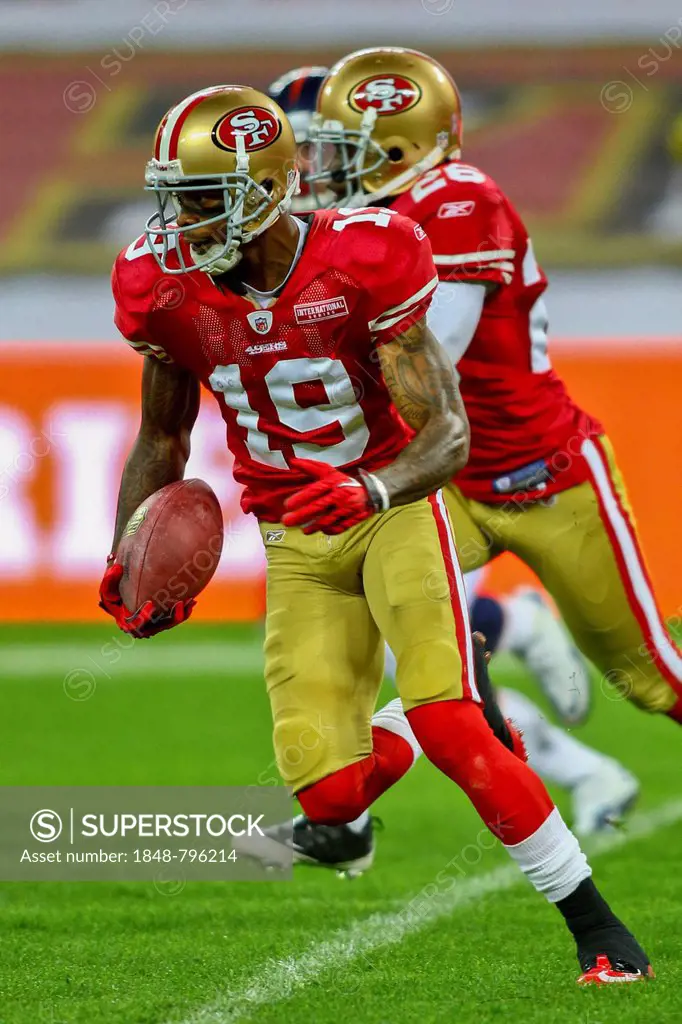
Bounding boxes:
[247,309,273,335]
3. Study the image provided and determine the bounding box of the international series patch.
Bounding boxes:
[293,297,349,325]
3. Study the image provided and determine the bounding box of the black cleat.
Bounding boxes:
[557,878,654,985]
[575,920,653,983]
[265,814,378,877]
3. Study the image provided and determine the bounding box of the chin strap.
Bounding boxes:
[243,167,300,242]
[194,163,301,277]
[194,135,248,276]
[192,240,243,275]
[363,144,450,205]
[333,146,446,211]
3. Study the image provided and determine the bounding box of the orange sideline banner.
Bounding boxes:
[0,341,680,622]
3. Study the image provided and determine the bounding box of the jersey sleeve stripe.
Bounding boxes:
[371,302,428,333]
[368,274,438,331]
[123,338,173,362]
[433,250,516,266]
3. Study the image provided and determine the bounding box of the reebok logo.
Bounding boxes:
[437,200,476,219]
[265,530,286,543]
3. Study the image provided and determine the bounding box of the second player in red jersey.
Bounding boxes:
[310,45,682,726]
[391,162,601,501]
[265,62,640,871]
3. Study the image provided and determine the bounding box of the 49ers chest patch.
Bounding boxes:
[293,297,349,325]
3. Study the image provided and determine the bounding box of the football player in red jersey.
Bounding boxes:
[268,65,593,728]
[104,84,652,985]
[306,48,682,723]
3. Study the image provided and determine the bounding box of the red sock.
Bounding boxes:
[407,699,554,845]
[666,696,682,725]
[297,726,414,825]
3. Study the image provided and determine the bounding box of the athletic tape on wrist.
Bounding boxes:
[364,473,391,512]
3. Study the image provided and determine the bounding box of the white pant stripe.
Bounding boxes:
[435,489,479,700]
[582,438,682,681]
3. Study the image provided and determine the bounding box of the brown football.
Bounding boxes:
[116,479,224,614]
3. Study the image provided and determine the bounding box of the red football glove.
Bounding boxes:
[282,459,380,535]
[98,561,195,638]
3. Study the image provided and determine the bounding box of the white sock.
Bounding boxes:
[498,590,537,652]
[499,688,608,790]
[372,696,423,762]
[346,811,371,833]
[504,807,591,902]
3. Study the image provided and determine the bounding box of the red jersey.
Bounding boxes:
[113,207,437,521]
[391,162,602,502]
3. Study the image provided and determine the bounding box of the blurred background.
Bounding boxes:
[1,0,681,622]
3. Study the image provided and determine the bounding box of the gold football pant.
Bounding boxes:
[260,494,477,793]
[445,435,682,714]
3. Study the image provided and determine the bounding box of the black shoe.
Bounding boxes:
[575,920,653,982]
[557,878,654,985]
[265,815,379,876]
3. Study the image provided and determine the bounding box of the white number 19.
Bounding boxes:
[209,357,370,468]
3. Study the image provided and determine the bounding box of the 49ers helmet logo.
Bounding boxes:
[349,75,422,115]
[212,106,282,152]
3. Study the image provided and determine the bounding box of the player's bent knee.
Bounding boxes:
[396,639,466,708]
[297,765,371,825]
[272,712,329,791]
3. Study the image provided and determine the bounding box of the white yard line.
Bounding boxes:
[0,643,263,679]
[0,644,521,682]
[172,799,682,1024]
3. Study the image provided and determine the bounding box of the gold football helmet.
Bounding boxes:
[309,47,462,205]
[144,85,299,275]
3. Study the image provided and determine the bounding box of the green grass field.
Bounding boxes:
[1,623,681,1024]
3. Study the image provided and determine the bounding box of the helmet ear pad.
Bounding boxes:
[360,134,413,193]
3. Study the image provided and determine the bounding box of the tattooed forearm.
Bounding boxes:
[375,318,470,506]
[110,356,200,553]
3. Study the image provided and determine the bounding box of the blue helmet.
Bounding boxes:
[268,66,329,144]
